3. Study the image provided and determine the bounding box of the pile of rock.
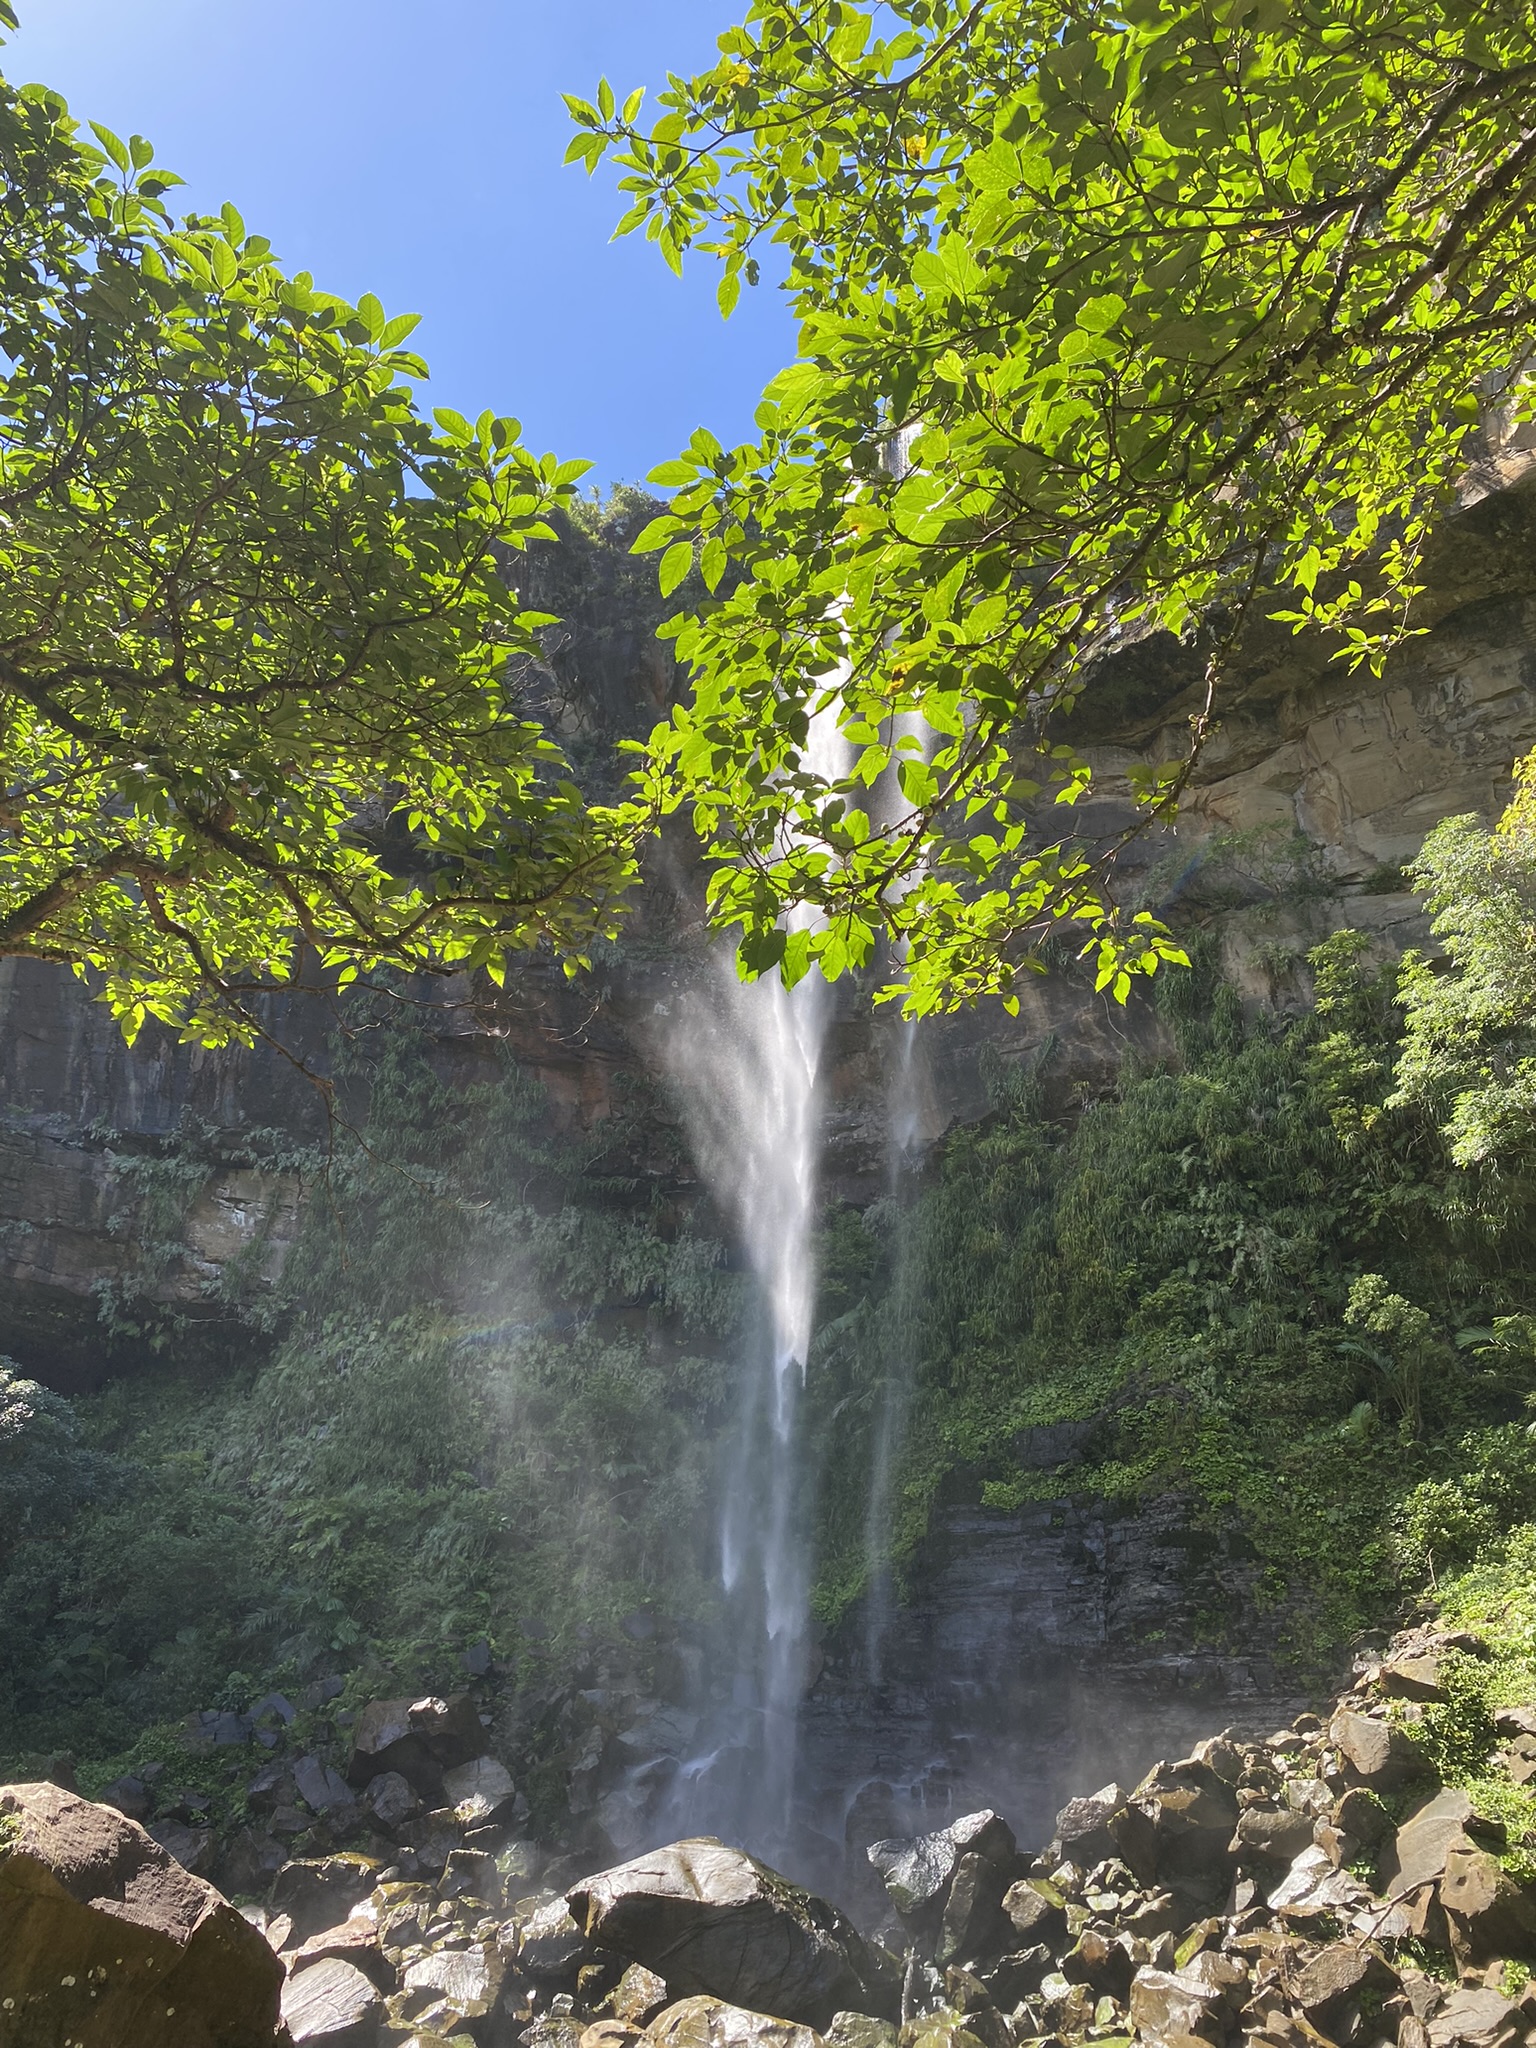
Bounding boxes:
[9,1621,1536,2048]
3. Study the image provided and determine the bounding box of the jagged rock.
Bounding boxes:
[1329,1710,1419,1788]
[1265,1844,1372,1920]
[271,1853,385,1940]
[361,1770,420,1831]
[867,1812,1017,1921]
[1379,1787,1475,1895]
[0,1780,283,2048]
[398,1807,464,1873]
[521,2021,589,2048]
[1059,1926,1133,2001]
[345,1694,485,1794]
[1232,1805,1316,1865]
[147,1818,216,1874]
[649,1995,825,2048]
[514,1894,594,1977]
[615,1704,702,1763]
[1001,1877,1066,1944]
[1494,1705,1536,1741]
[400,1942,505,2019]
[440,1845,500,1902]
[1440,1841,1536,1963]
[1127,1952,1245,2044]
[1294,1942,1398,2017]
[220,1824,287,1897]
[901,2015,994,2048]
[1050,1785,1124,1870]
[979,1946,1052,2006]
[1426,1986,1525,2048]
[936,1850,1009,1963]
[98,1772,152,1821]
[1380,1657,1448,1702]
[569,1838,900,2028]
[608,1962,672,2024]
[442,1754,516,1823]
[1189,1736,1244,1784]
[583,2025,648,2048]
[289,1911,392,1988]
[1111,1759,1239,1909]
[824,2015,898,2048]
[295,1754,357,1816]
[282,1955,385,2044]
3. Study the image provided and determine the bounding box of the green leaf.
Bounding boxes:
[90,122,131,172]
[659,540,695,596]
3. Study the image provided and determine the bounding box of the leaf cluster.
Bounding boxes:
[574,0,1536,1013]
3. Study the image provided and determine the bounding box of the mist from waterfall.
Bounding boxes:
[649,704,851,1866]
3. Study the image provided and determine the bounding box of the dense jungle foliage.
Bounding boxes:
[6,775,1536,1793]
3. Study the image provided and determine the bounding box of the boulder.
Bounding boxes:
[1379,1657,1448,1702]
[569,1838,900,2028]
[281,1955,384,2045]
[98,1772,153,1822]
[294,1754,357,1817]
[148,1819,216,1875]
[1050,1785,1124,1871]
[522,2022,588,2048]
[936,1850,1010,1963]
[360,1771,419,1831]
[270,1854,384,1941]
[288,1912,391,1988]
[345,1693,485,1794]
[515,1893,596,1978]
[1495,1705,1536,1741]
[1440,1842,1536,1963]
[399,1942,505,2021]
[584,2026,648,2048]
[1001,1878,1066,1945]
[1112,1759,1239,1909]
[1425,1987,1525,2048]
[1231,1806,1316,1866]
[1378,1788,1475,1897]
[1127,1954,1245,2045]
[649,1995,824,2048]
[0,1780,282,2048]
[1294,1943,1398,2018]
[866,1812,1017,1921]
[824,2016,898,2048]
[1329,1710,1419,1789]
[609,1962,672,2024]
[442,1753,517,1824]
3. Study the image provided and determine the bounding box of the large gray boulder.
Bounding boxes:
[866,1811,1017,1921]
[0,1779,283,2047]
[568,1838,900,2028]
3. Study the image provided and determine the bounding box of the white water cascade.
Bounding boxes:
[653,708,851,1864]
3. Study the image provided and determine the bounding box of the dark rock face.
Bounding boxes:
[796,1497,1298,1908]
[568,1838,901,2028]
[9,481,1536,1389]
[0,1779,282,2046]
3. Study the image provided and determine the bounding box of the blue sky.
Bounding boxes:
[4,1,796,490]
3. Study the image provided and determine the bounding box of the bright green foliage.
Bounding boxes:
[0,46,637,1049]
[1393,752,1536,1164]
[574,0,1536,1013]
[805,925,1536,1665]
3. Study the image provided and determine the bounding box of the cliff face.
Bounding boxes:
[6,473,1536,1388]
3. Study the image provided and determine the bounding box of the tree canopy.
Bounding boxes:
[0,22,639,1050]
[572,0,1536,1012]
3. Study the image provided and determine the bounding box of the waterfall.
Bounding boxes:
[652,703,849,1864]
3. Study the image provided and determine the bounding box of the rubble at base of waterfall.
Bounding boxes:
[14,1629,1536,2048]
